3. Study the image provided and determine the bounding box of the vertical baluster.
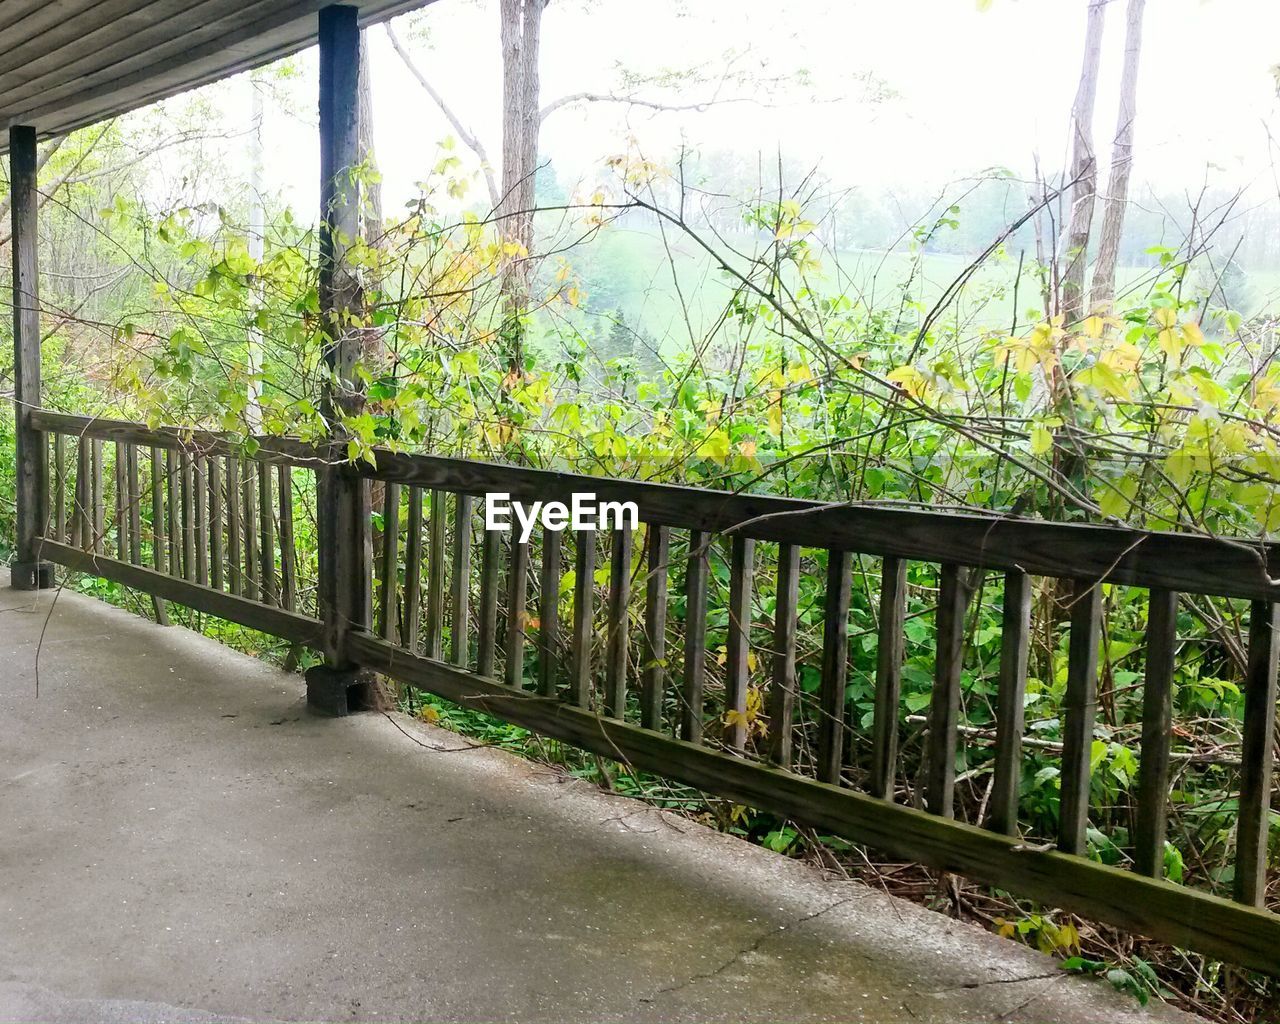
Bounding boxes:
[150,448,166,573]
[724,535,754,750]
[73,440,89,549]
[277,465,297,612]
[568,529,595,708]
[403,486,424,652]
[1134,588,1177,876]
[208,458,224,591]
[817,549,853,785]
[681,530,710,743]
[870,556,908,799]
[538,527,563,698]
[926,564,972,817]
[989,569,1032,834]
[53,433,66,542]
[504,536,530,688]
[241,459,258,600]
[450,494,473,667]
[378,482,401,641]
[1058,579,1101,854]
[148,448,170,625]
[225,457,242,596]
[257,461,276,605]
[180,452,195,581]
[113,442,127,562]
[165,449,179,576]
[91,438,104,554]
[425,490,446,659]
[767,543,800,767]
[125,445,142,565]
[603,524,633,718]
[1236,600,1279,906]
[640,525,670,730]
[194,457,209,586]
[476,521,500,677]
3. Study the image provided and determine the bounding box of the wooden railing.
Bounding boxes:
[26,407,1280,977]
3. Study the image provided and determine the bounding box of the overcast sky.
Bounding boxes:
[154,0,1280,220]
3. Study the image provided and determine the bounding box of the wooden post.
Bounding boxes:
[306,4,373,714]
[9,125,53,589]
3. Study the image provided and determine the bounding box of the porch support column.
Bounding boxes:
[9,125,53,590]
[307,4,374,713]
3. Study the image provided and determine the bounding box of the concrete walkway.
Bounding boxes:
[1,576,1196,1024]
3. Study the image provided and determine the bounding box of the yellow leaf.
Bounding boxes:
[1029,424,1053,455]
[1157,327,1182,361]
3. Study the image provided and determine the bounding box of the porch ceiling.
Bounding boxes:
[0,0,436,153]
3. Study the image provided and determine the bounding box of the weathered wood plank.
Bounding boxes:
[989,569,1032,835]
[817,550,853,784]
[681,530,710,743]
[180,451,195,582]
[403,486,424,653]
[1059,580,1101,855]
[450,493,473,667]
[225,456,241,596]
[476,522,500,677]
[241,458,258,600]
[425,489,445,659]
[257,459,276,605]
[91,438,105,555]
[725,535,755,751]
[208,457,224,591]
[350,631,1280,980]
[9,126,48,578]
[164,449,179,576]
[568,530,595,708]
[125,444,142,565]
[767,543,800,768]
[150,447,165,573]
[1236,600,1280,907]
[73,441,90,550]
[277,464,297,613]
[870,556,907,800]
[538,527,562,698]
[194,457,208,586]
[52,432,66,542]
[1134,587,1177,877]
[640,524,670,731]
[926,564,971,817]
[113,442,127,562]
[42,539,322,647]
[504,536,530,689]
[604,525,633,718]
[378,482,401,642]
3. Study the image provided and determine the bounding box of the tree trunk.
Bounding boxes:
[1059,0,1107,325]
[497,0,544,378]
[1090,0,1145,310]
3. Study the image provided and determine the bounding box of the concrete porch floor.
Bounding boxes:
[0,574,1196,1023]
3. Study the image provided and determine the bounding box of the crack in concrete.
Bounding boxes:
[638,895,857,1004]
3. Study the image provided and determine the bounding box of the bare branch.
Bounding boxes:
[539,91,759,121]
[385,22,501,210]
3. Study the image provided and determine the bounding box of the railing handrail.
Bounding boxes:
[33,407,1280,602]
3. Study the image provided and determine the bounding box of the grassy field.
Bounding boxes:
[552,223,1280,350]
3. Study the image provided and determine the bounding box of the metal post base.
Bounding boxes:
[304,664,377,717]
[10,560,54,590]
